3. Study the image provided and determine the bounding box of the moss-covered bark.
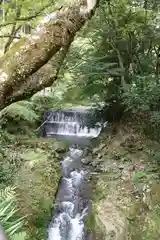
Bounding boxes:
[0,0,100,111]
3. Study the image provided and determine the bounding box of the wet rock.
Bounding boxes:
[91,159,102,167]
[137,146,143,151]
[81,156,92,165]
[53,141,68,153]
[94,168,104,173]
[92,143,106,155]
[118,164,125,170]
[99,143,106,150]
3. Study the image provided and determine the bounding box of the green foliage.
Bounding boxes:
[128,181,160,240]
[0,94,64,134]
[122,75,160,139]
[142,206,160,240]
[0,135,23,187]
[122,75,160,113]
[132,171,148,184]
[1,0,160,238]
[93,179,108,202]
[0,135,63,239]
[85,209,106,240]
[11,232,26,240]
[13,140,64,239]
[0,186,26,237]
[0,0,58,54]
[59,0,160,134]
[0,102,39,125]
[0,92,68,239]
[31,94,63,119]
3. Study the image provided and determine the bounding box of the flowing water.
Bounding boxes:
[43,109,102,240]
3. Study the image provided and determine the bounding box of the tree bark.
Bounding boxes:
[0,0,99,111]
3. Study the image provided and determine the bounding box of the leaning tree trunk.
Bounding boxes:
[0,0,100,110]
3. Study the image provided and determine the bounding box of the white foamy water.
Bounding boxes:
[63,177,74,196]
[62,156,73,168]
[69,148,84,158]
[61,202,74,216]
[48,212,85,240]
[45,123,101,138]
[44,110,102,138]
[48,148,88,240]
[47,109,103,240]
[70,170,86,187]
[69,216,84,240]
[48,219,61,240]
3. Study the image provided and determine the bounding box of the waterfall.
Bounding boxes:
[43,110,102,138]
[45,109,103,240]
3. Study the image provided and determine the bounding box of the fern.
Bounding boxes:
[0,186,16,201]
[0,186,26,237]
[0,102,39,123]
[10,232,26,240]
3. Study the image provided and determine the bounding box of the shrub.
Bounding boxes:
[122,75,160,140]
[132,171,148,184]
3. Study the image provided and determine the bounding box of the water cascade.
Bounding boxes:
[43,109,101,139]
[43,109,102,240]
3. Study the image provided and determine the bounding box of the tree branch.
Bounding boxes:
[0,0,100,110]
[0,3,51,28]
[4,3,22,53]
[0,35,20,39]
[9,39,72,104]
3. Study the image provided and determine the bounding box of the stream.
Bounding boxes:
[43,109,101,240]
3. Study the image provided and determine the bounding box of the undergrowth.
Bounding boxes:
[0,95,68,239]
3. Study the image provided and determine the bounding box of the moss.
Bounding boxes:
[2,37,27,61]
[85,209,106,240]
[92,178,108,203]
[0,124,68,239]
[85,211,96,233]
[0,37,28,77]
[14,147,61,238]
[132,171,148,184]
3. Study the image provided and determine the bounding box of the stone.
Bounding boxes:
[81,158,91,165]
[98,143,106,150]
[97,153,103,159]
[91,161,98,167]
[137,146,143,151]
[118,164,124,170]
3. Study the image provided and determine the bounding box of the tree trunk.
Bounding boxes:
[0,0,100,111]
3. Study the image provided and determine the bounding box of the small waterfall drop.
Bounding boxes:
[43,110,101,139]
[45,109,103,240]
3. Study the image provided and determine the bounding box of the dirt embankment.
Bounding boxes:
[86,124,160,240]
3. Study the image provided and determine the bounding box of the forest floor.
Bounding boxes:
[0,129,68,239]
[88,123,160,240]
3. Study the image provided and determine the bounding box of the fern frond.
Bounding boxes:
[0,186,26,237]
[0,186,16,201]
[1,102,39,123]
[10,232,26,240]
